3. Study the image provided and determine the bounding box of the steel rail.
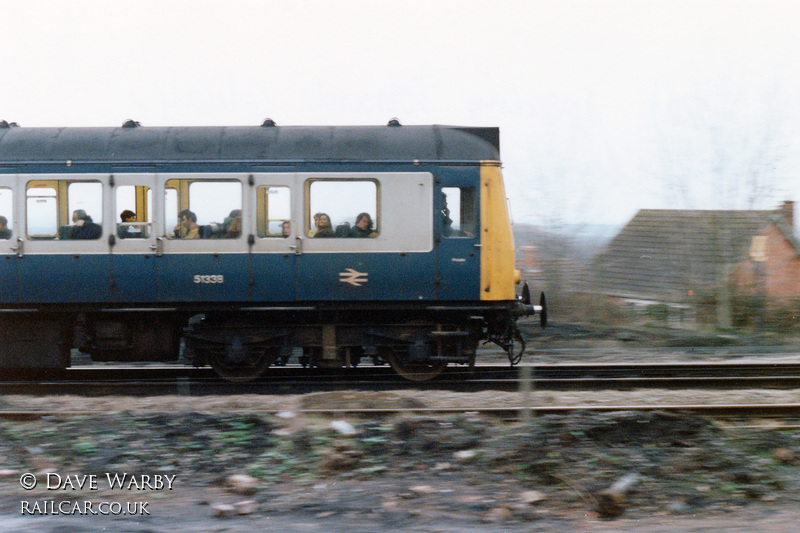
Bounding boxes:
[2,404,800,420]
[3,363,800,395]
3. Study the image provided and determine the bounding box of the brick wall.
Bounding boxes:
[734,225,800,307]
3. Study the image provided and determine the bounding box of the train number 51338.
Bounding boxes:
[193,275,225,284]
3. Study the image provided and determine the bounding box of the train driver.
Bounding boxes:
[441,194,454,237]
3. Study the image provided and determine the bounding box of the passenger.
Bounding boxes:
[117,210,143,239]
[313,213,335,238]
[308,212,322,237]
[282,220,291,238]
[0,216,11,240]
[349,212,377,238]
[225,216,242,239]
[223,209,242,239]
[71,210,102,240]
[173,209,200,239]
[335,221,350,238]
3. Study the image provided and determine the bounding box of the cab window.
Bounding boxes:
[441,187,477,238]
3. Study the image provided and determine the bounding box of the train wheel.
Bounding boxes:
[381,347,446,382]
[207,348,276,383]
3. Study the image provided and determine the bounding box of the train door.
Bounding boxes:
[156,174,250,303]
[250,173,297,302]
[0,184,19,304]
[20,175,112,304]
[109,174,158,302]
[436,181,481,300]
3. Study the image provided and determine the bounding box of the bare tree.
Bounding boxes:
[649,84,790,328]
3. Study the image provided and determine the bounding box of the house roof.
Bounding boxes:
[593,208,800,301]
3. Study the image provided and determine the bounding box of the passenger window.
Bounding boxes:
[66,182,103,240]
[441,187,477,238]
[26,181,103,240]
[256,186,291,238]
[0,188,12,240]
[168,180,242,239]
[165,187,178,234]
[307,180,378,238]
[26,186,57,238]
[116,185,152,239]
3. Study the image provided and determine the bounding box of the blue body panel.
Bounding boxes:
[157,254,251,303]
[20,255,111,304]
[109,255,159,303]
[15,251,442,306]
[0,248,18,304]
[295,253,437,302]
[437,238,481,300]
[250,253,297,302]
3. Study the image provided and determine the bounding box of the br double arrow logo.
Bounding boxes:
[339,268,368,287]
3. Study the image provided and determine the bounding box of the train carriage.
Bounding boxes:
[0,120,544,381]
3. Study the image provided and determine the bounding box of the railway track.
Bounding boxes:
[4,360,800,428]
[3,361,800,394]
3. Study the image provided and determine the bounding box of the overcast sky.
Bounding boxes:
[2,0,799,230]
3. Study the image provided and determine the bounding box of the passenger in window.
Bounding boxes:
[118,210,143,239]
[349,213,377,238]
[223,209,242,239]
[173,209,200,239]
[335,221,350,237]
[226,216,242,239]
[308,212,322,237]
[282,221,291,238]
[71,210,102,240]
[313,213,336,238]
[0,216,11,239]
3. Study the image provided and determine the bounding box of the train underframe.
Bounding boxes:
[0,301,534,382]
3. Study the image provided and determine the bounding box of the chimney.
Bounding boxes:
[780,201,794,228]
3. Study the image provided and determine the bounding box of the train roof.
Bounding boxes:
[0,122,500,164]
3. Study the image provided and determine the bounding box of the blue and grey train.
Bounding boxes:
[0,119,545,381]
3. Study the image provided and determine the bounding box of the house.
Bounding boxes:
[592,202,799,323]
